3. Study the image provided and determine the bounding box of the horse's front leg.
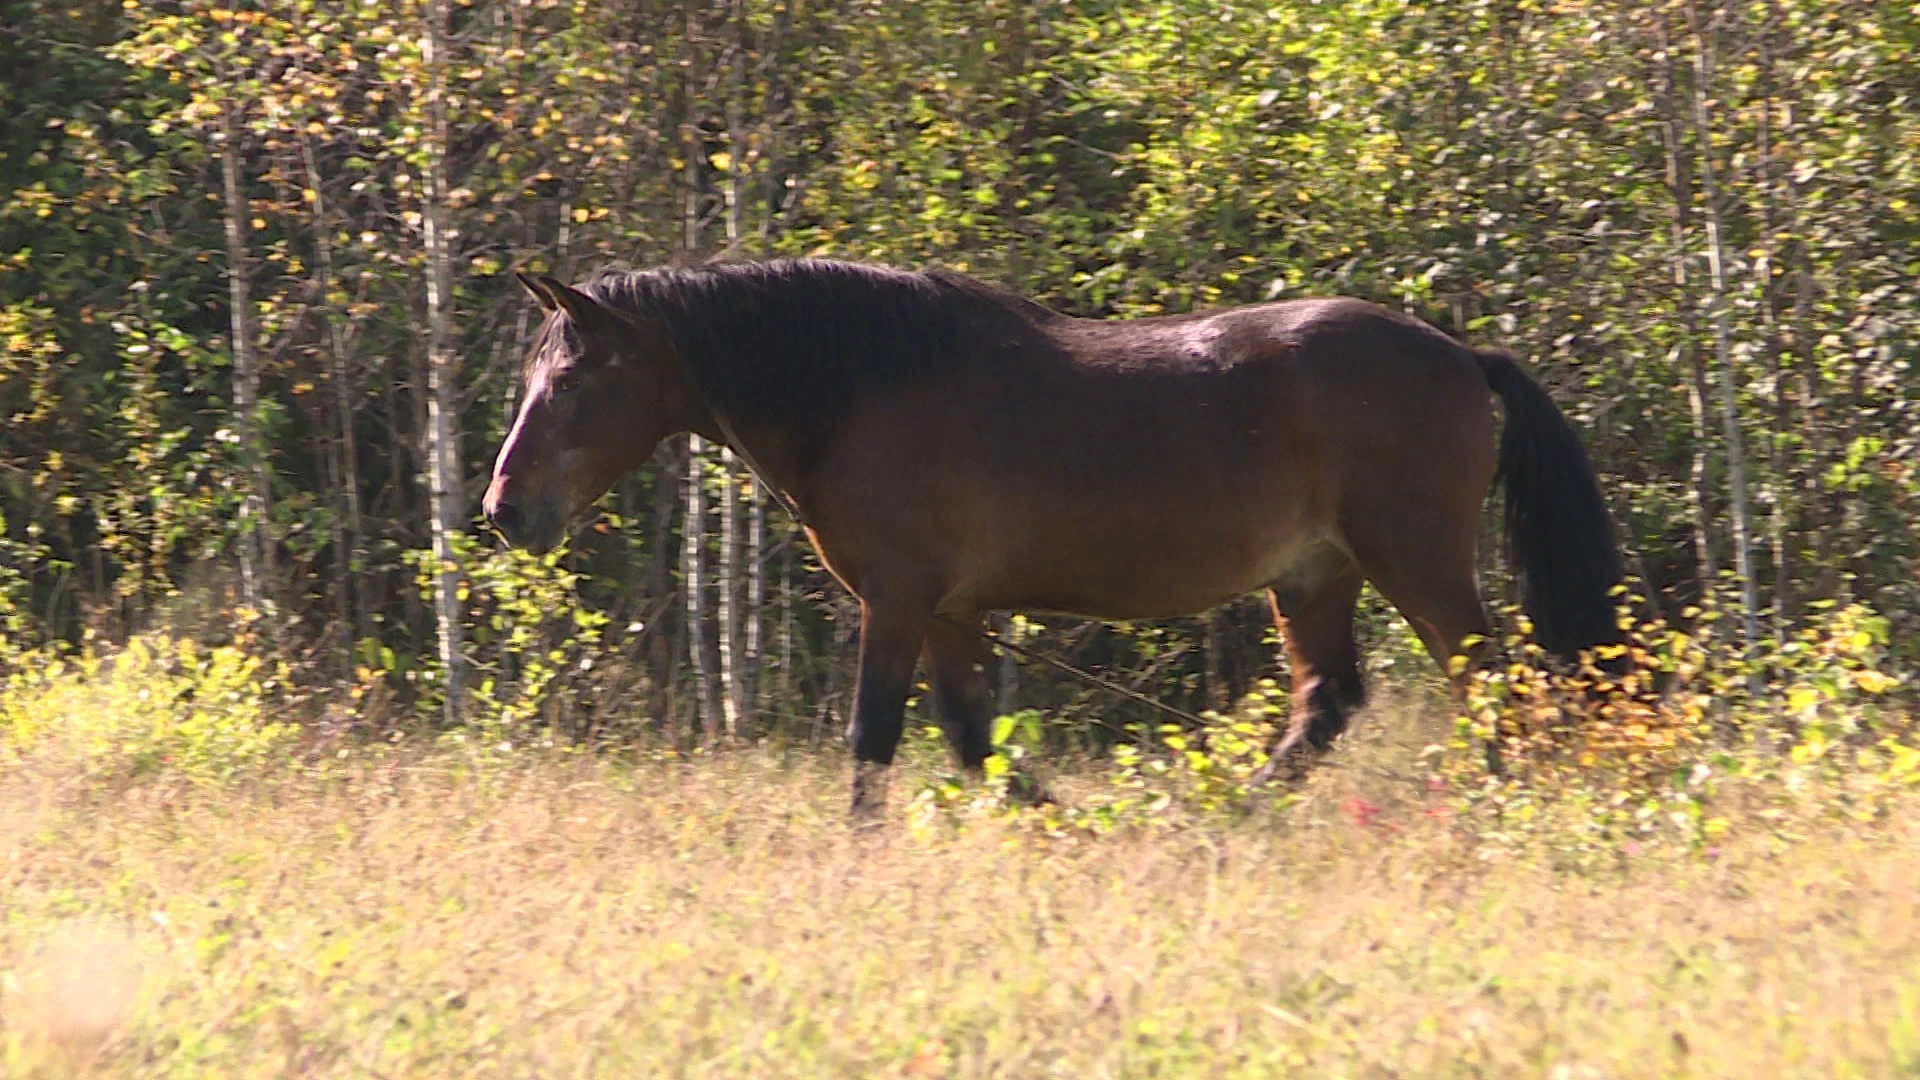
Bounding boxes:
[847,590,933,821]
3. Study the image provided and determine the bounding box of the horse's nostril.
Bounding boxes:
[490,501,525,537]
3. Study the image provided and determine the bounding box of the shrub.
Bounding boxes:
[1,633,293,784]
[404,532,612,756]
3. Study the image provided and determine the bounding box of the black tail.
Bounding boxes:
[1474,347,1625,663]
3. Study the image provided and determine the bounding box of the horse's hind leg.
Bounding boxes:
[1251,557,1366,784]
[926,614,1053,805]
[923,614,995,771]
[1345,520,1496,686]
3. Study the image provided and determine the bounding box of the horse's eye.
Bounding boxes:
[552,371,581,395]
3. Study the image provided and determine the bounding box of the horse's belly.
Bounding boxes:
[965,516,1337,621]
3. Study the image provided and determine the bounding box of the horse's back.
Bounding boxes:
[1029,296,1495,479]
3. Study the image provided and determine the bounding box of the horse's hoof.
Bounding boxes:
[1248,750,1314,791]
[849,760,892,825]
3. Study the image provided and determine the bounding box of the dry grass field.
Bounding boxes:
[6,694,1920,1080]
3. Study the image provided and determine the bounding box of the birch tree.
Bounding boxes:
[419,0,466,721]
[1686,0,1761,649]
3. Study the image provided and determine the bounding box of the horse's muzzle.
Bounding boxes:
[484,497,564,555]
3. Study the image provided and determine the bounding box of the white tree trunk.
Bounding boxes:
[219,104,272,611]
[1688,0,1761,650]
[779,550,794,715]
[745,480,764,719]
[685,436,721,741]
[717,447,741,739]
[422,0,466,722]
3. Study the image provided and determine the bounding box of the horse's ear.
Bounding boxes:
[537,275,602,327]
[515,271,557,312]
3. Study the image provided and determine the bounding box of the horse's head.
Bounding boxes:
[482,273,687,553]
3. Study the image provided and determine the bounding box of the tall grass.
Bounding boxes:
[4,638,1919,1078]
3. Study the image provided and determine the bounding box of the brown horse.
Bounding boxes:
[482,259,1623,813]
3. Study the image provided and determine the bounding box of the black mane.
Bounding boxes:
[581,258,1058,438]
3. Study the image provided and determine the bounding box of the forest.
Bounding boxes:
[2,0,1917,742]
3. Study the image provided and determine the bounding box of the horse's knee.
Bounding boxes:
[847,595,931,766]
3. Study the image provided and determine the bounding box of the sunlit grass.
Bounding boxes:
[6,701,1920,1079]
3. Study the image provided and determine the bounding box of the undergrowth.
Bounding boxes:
[908,593,1914,864]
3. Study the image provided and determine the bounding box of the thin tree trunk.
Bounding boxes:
[1786,138,1830,598]
[1753,5,1790,636]
[1766,0,1830,601]
[1654,9,1717,600]
[302,137,368,659]
[826,598,853,746]
[686,436,721,742]
[680,3,705,258]
[752,0,793,251]
[317,386,350,663]
[421,0,466,722]
[679,6,721,742]
[1687,0,1761,651]
[746,483,763,710]
[994,612,1017,715]
[1202,612,1228,712]
[723,0,749,259]
[717,447,741,739]
[646,441,684,734]
[388,336,421,643]
[779,549,794,721]
[723,0,764,728]
[714,15,744,734]
[219,104,271,611]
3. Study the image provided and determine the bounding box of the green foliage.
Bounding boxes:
[910,687,1285,838]
[407,531,612,753]
[0,633,293,784]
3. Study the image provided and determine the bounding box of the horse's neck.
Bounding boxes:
[692,406,810,520]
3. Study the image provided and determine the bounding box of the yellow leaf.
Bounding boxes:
[1854,670,1897,694]
[571,207,589,224]
[709,150,732,172]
